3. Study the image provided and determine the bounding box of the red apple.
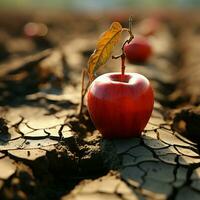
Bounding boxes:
[87,72,154,138]
[124,36,152,63]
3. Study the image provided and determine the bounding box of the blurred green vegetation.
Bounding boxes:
[0,0,200,10]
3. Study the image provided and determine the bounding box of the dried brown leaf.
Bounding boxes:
[87,22,122,80]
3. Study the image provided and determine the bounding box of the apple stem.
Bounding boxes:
[121,53,126,76]
[112,16,134,77]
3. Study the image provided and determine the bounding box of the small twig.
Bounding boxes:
[78,69,86,117]
[78,69,90,118]
[128,16,134,38]
[112,16,134,75]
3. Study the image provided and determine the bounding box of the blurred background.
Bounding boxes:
[0,0,199,105]
[0,0,200,10]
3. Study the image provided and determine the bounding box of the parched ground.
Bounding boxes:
[0,10,200,200]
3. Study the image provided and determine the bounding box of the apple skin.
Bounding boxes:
[124,36,152,63]
[87,73,154,139]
